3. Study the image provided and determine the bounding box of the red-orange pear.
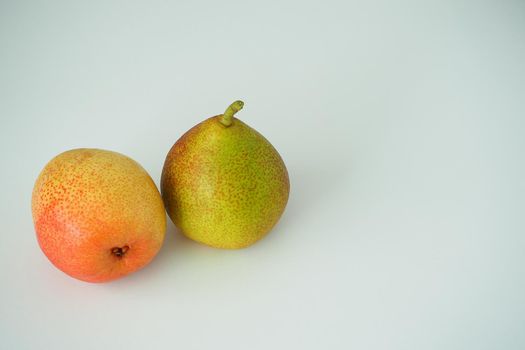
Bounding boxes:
[32,149,166,283]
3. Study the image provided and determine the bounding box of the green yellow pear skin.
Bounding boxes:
[161,101,290,249]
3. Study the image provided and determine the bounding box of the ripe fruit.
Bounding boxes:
[161,100,290,249]
[32,149,166,283]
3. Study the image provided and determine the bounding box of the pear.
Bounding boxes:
[32,149,166,282]
[161,101,290,249]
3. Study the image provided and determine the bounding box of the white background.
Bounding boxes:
[1,0,524,349]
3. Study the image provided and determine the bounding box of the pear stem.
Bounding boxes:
[219,100,244,127]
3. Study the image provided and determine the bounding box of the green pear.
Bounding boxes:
[161,101,290,248]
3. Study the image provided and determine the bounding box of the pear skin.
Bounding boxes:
[161,101,290,249]
[32,149,166,282]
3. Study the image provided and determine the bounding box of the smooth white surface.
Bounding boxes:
[1,0,524,349]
